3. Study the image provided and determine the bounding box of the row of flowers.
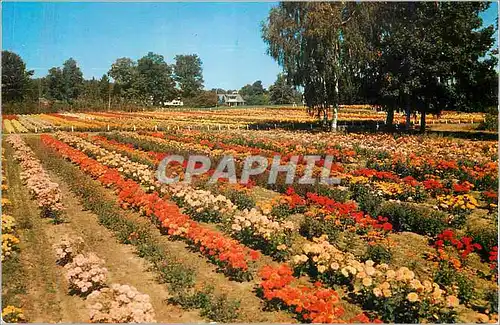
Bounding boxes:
[73,132,299,261]
[41,134,261,281]
[3,119,29,134]
[93,132,490,267]
[1,147,26,323]
[53,235,156,322]
[258,264,378,323]
[6,135,65,221]
[2,147,21,263]
[50,132,388,322]
[90,133,395,261]
[142,127,495,174]
[94,131,497,273]
[112,130,496,209]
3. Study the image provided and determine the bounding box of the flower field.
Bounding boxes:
[2,107,487,134]
[1,111,498,323]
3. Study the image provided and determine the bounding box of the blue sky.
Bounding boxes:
[2,2,498,90]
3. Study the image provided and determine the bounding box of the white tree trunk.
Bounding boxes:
[331,78,339,132]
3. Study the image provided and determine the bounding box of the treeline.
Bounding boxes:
[2,50,303,114]
[2,51,213,114]
[263,1,499,131]
[212,76,302,106]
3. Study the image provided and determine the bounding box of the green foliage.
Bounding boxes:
[350,183,383,217]
[239,80,270,105]
[478,106,498,131]
[485,289,498,313]
[46,67,65,101]
[1,50,34,103]
[225,190,255,211]
[62,58,84,102]
[263,2,375,128]
[137,52,177,105]
[199,290,240,323]
[269,73,298,105]
[172,285,240,323]
[433,262,474,303]
[364,243,392,264]
[109,53,178,106]
[183,90,217,108]
[108,57,140,103]
[350,183,449,236]
[174,54,204,98]
[378,202,448,236]
[44,58,84,103]
[299,216,340,242]
[467,226,498,257]
[271,203,294,220]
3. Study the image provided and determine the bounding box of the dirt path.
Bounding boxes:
[4,143,84,323]
[44,170,204,323]
[5,140,203,323]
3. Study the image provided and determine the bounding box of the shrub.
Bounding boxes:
[183,91,217,108]
[485,289,499,313]
[467,227,498,257]
[364,243,392,264]
[299,216,340,242]
[378,202,448,236]
[434,262,474,303]
[226,190,255,211]
[350,183,383,217]
[478,106,498,131]
[170,285,240,323]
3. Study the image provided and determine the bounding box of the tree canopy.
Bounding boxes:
[174,54,204,98]
[269,73,300,105]
[2,51,34,103]
[262,1,498,131]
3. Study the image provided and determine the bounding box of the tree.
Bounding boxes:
[364,2,497,131]
[108,58,139,103]
[184,90,217,108]
[269,73,296,104]
[46,67,65,101]
[137,52,176,106]
[239,80,269,105]
[211,88,226,94]
[2,51,33,102]
[62,58,84,102]
[99,74,112,107]
[81,78,100,103]
[174,54,204,98]
[262,2,375,131]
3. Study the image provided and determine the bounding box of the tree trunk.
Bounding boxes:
[405,103,411,131]
[386,108,394,126]
[331,105,338,131]
[331,78,339,132]
[420,110,426,133]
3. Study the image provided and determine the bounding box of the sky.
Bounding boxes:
[2,1,499,90]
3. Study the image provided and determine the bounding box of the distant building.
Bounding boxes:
[217,92,245,107]
[162,99,184,107]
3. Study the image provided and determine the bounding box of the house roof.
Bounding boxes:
[218,93,245,103]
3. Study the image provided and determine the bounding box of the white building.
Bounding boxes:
[217,92,245,107]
